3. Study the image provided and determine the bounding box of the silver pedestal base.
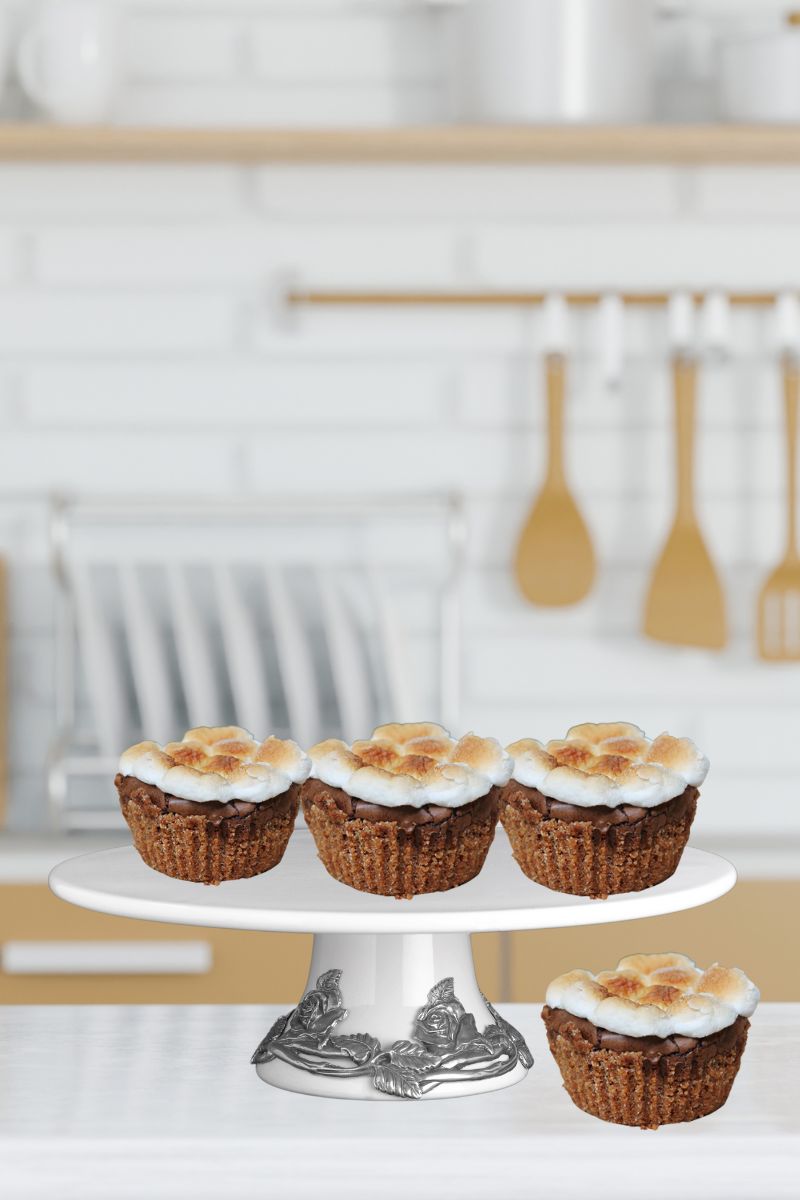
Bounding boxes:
[253,931,532,1101]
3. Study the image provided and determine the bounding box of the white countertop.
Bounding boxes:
[1,1004,797,1200]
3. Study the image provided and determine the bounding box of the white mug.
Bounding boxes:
[0,5,10,111]
[450,0,654,124]
[719,19,800,123]
[17,1,120,123]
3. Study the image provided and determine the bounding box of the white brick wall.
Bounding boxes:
[34,224,462,286]
[254,166,681,221]
[0,0,798,867]
[0,166,246,219]
[0,293,238,353]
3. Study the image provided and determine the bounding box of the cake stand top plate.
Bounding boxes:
[49,830,736,934]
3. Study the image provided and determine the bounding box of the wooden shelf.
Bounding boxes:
[2,122,800,163]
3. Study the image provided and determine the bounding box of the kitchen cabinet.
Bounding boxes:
[0,884,504,1004]
[4,880,798,1003]
[508,880,800,1001]
[3,876,799,1003]
[0,883,312,1003]
[1,828,796,1004]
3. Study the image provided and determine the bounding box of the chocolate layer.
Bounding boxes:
[542,1004,748,1066]
[115,773,300,828]
[502,780,698,834]
[302,777,500,836]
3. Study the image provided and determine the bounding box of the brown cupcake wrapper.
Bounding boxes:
[543,1010,749,1128]
[301,784,499,899]
[500,786,696,898]
[118,783,300,885]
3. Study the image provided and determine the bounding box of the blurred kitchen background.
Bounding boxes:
[1,0,799,1006]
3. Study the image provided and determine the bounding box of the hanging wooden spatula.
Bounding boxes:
[757,355,800,660]
[514,353,596,606]
[644,354,727,649]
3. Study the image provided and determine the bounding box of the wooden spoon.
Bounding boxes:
[514,353,596,606]
[644,354,727,649]
[757,355,800,660]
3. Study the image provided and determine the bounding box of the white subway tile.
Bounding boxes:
[0,294,236,353]
[241,429,521,495]
[238,425,661,497]
[693,168,800,220]
[693,777,800,838]
[466,632,800,707]
[0,166,244,219]
[118,82,442,127]
[126,16,239,82]
[24,362,451,427]
[34,224,460,287]
[237,425,660,499]
[252,12,438,82]
[255,166,680,221]
[34,227,259,287]
[232,415,786,507]
[255,307,530,354]
[0,433,240,493]
[0,233,19,283]
[476,222,800,290]
[703,708,800,774]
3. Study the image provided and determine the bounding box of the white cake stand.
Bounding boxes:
[49,830,736,1102]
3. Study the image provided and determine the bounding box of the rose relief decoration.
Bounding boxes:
[252,970,532,1099]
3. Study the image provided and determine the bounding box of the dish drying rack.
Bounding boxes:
[48,493,465,832]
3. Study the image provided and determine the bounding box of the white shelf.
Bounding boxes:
[1,123,800,163]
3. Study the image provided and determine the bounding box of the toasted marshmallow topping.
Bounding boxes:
[508,722,708,810]
[546,953,759,1039]
[309,722,513,809]
[118,726,311,804]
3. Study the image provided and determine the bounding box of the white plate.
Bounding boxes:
[214,563,271,736]
[317,569,372,742]
[369,571,418,721]
[264,566,319,749]
[118,563,178,743]
[166,563,223,728]
[49,837,737,935]
[70,561,130,756]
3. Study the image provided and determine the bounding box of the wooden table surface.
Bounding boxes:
[1,1003,798,1200]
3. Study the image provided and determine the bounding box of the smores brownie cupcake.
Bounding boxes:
[542,953,759,1128]
[302,722,513,899]
[502,722,707,898]
[116,726,310,884]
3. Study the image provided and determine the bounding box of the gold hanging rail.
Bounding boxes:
[287,289,786,308]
